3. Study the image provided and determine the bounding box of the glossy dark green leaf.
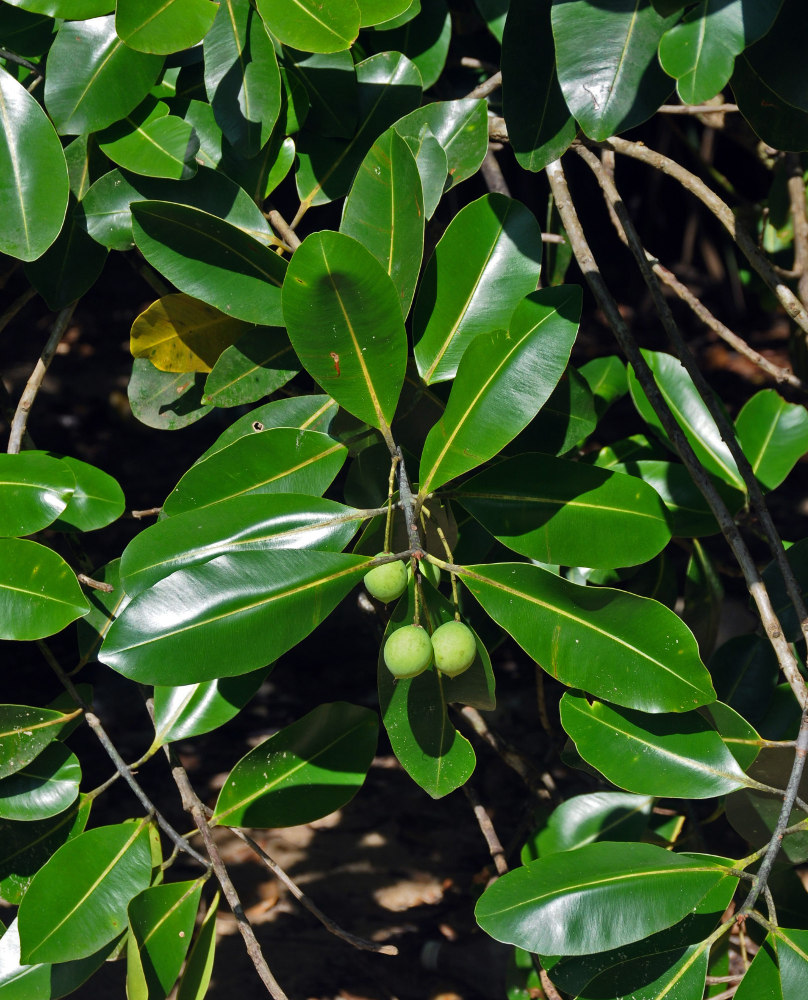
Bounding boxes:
[502,0,576,172]
[0,539,89,641]
[0,743,80,822]
[3,0,111,15]
[578,941,709,1000]
[126,880,203,1000]
[0,795,90,906]
[152,667,269,748]
[732,53,808,152]
[378,585,477,798]
[283,48,355,137]
[561,693,752,797]
[359,0,412,25]
[175,890,219,1000]
[709,634,778,729]
[63,133,104,200]
[369,0,451,89]
[511,365,597,456]
[733,934,780,1000]
[97,101,199,179]
[579,355,628,419]
[735,389,808,491]
[0,5,54,58]
[760,537,808,643]
[283,231,407,432]
[48,455,125,533]
[742,0,808,113]
[295,51,422,208]
[699,700,760,771]
[256,0,360,52]
[0,67,69,262]
[0,706,79,780]
[524,792,653,860]
[658,0,781,105]
[213,702,377,827]
[163,428,347,515]
[131,201,286,325]
[197,394,337,462]
[340,128,424,316]
[375,0,419,29]
[475,841,734,955]
[612,459,743,537]
[627,351,744,490]
[419,286,580,493]
[44,16,163,135]
[204,0,281,157]
[552,0,675,140]
[457,454,670,569]
[203,327,298,407]
[128,359,212,431]
[413,194,544,384]
[82,166,274,253]
[122,494,361,595]
[18,820,152,964]
[0,452,74,537]
[681,539,723,659]
[393,98,487,190]
[397,124,446,220]
[23,198,108,308]
[460,562,714,712]
[116,0,217,54]
[100,549,368,685]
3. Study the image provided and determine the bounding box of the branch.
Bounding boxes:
[397,447,423,552]
[465,70,502,100]
[786,153,808,307]
[8,303,76,454]
[658,103,738,115]
[267,210,301,252]
[462,782,508,876]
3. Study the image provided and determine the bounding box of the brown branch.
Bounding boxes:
[658,103,738,115]
[267,210,301,252]
[7,303,76,453]
[228,827,398,956]
[457,706,555,800]
[77,573,115,593]
[462,782,508,876]
[480,148,511,197]
[786,153,808,307]
[466,70,502,100]
[130,506,162,519]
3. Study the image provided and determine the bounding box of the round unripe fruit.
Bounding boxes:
[364,556,408,603]
[431,621,477,678]
[384,625,433,679]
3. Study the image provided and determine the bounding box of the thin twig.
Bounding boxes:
[397,447,423,552]
[463,783,508,876]
[77,573,115,593]
[167,747,290,1000]
[541,232,566,244]
[658,103,738,115]
[0,47,42,75]
[228,827,398,955]
[466,70,502,100]
[786,153,808,307]
[8,303,76,453]
[130,506,162,519]
[267,210,301,252]
[480,148,511,197]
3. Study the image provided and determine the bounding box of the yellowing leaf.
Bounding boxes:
[130,294,251,372]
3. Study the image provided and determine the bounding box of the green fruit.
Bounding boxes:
[384,625,433,679]
[364,555,408,603]
[431,620,477,678]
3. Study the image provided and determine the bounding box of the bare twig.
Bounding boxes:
[658,103,738,115]
[8,303,76,453]
[267,210,301,252]
[397,447,424,552]
[466,70,502,101]
[480,148,511,197]
[228,827,398,955]
[130,506,162,519]
[541,232,567,244]
[77,573,115,593]
[786,153,808,306]
[463,783,508,876]
[167,748,290,1000]
[0,48,42,76]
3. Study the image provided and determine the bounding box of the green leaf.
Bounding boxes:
[255,0,360,52]
[0,706,79,780]
[0,5,54,58]
[734,934,780,1000]
[524,792,654,860]
[175,890,219,1000]
[0,67,69,262]
[282,48,356,138]
[681,538,723,659]
[152,668,269,748]
[75,559,128,665]
[116,0,217,54]
[283,231,407,432]
[2,0,111,15]
[460,562,714,712]
[162,428,347,516]
[561,693,754,798]
[295,51,422,208]
[0,743,80,822]
[709,634,778,729]
[122,494,361,595]
[502,0,576,172]
[579,355,628,419]
[511,365,597,456]
[204,0,281,157]
[413,194,544,384]
[577,942,710,1000]
[128,360,211,431]
[475,842,735,955]
[100,550,369,685]
[474,0,507,40]
[358,0,412,26]
[131,201,286,325]
[551,0,675,141]
[213,702,378,827]
[735,389,808,490]
[340,128,424,317]
[44,16,163,135]
[82,166,274,253]
[397,125,447,219]
[761,537,808,643]
[0,795,90,906]
[126,880,203,1000]
[18,820,152,964]
[742,0,808,114]
[419,286,581,494]
[699,700,760,771]
[732,52,808,152]
[393,98,488,190]
[627,350,744,490]
[456,454,670,569]
[368,0,451,90]
[97,100,199,179]
[0,539,90,641]
[203,327,298,407]
[0,452,75,537]
[377,585,477,798]
[49,455,125,533]
[658,0,782,105]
